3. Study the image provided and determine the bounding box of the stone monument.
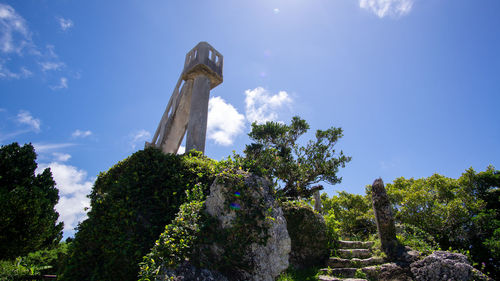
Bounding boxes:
[146,42,223,154]
[371,178,400,259]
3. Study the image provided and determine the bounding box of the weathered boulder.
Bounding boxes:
[410,251,492,281]
[281,201,329,268]
[198,170,291,281]
[155,261,228,281]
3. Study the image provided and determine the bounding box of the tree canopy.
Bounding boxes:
[242,116,351,198]
[0,143,63,259]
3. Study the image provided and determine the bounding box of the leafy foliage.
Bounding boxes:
[0,258,31,280]
[276,266,321,281]
[0,143,63,259]
[320,191,376,240]
[386,167,500,278]
[0,242,69,280]
[60,148,221,281]
[395,224,440,255]
[138,200,204,281]
[243,116,351,198]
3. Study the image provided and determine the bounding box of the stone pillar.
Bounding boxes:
[313,190,322,213]
[371,178,399,259]
[161,79,193,154]
[185,75,211,153]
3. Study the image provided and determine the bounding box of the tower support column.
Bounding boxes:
[185,74,211,153]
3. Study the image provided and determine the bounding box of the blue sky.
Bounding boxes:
[1,0,499,238]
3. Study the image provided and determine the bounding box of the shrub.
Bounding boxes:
[138,200,204,280]
[0,258,30,280]
[60,148,221,281]
[396,224,440,255]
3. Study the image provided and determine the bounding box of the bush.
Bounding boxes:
[281,200,329,268]
[396,224,440,255]
[138,200,204,280]
[0,242,70,280]
[61,148,221,281]
[0,258,30,280]
[22,242,70,275]
[321,192,376,240]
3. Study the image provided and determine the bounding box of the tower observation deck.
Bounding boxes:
[146,42,223,154]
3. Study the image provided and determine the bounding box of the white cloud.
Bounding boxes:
[273,8,280,14]
[37,161,93,232]
[72,129,92,138]
[177,145,185,154]
[57,17,73,31]
[33,143,76,153]
[0,60,32,79]
[50,77,68,90]
[245,87,292,124]
[40,61,64,72]
[0,3,31,54]
[0,5,69,86]
[52,152,71,162]
[16,110,40,132]
[130,129,151,149]
[359,0,414,18]
[207,96,245,146]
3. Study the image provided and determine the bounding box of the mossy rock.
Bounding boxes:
[281,201,329,268]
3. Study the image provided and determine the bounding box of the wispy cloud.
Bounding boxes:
[57,17,73,31]
[0,3,32,54]
[33,143,76,153]
[37,161,92,233]
[0,4,71,86]
[359,0,414,18]
[207,96,245,146]
[40,61,64,72]
[72,129,92,138]
[0,61,32,79]
[16,110,40,132]
[245,87,292,124]
[52,152,71,162]
[129,129,151,150]
[50,77,68,90]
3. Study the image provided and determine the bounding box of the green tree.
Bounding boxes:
[385,167,500,278]
[61,148,221,281]
[0,143,63,259]
[321,191,376,239]
[242,116,351,198]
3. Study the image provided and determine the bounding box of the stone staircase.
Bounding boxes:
[318,240,386,281]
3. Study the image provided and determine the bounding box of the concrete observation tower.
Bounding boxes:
[146,42,223,154]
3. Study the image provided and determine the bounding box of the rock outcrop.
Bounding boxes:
[199,170,291,281]
[156,262,228,281]
[410,251,492,281]
[281,201,329,268]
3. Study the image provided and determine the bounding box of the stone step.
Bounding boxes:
[338,240,374,249]
[320,265,388,279]
[327,256,385,268]
[319,268,358,278]
[318,276,367,281]
[337,249,372,259]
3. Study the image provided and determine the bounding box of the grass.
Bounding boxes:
[276,266,321,281]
